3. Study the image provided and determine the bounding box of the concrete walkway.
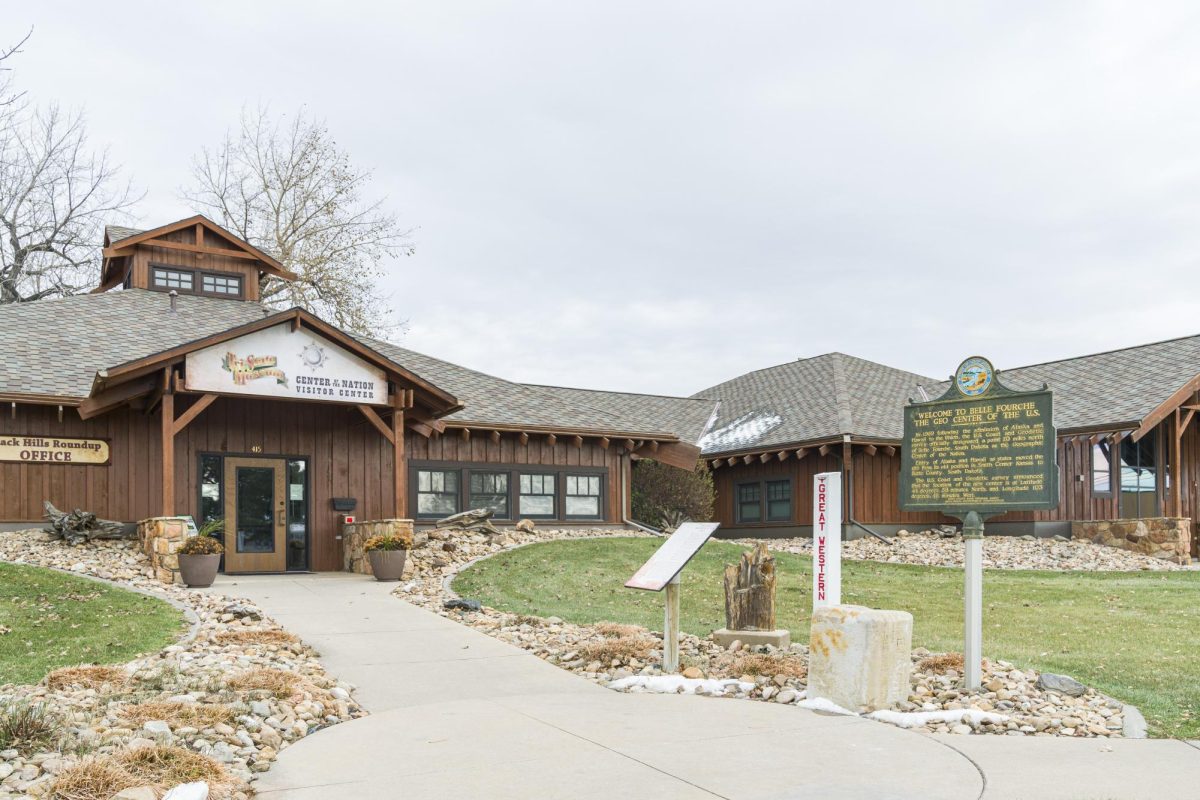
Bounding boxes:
[208,573,1200,800]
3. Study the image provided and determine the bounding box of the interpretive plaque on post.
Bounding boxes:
[899,356,1058,690]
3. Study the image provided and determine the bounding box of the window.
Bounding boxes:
[565,474,602,518]
[417,470,459,517]
[199,454,222,526]
[519,474,556,518]
[1092,441,1113,496]
[1119,433,1158,519]
[737,479,792,523]
[469,471,509,517]
[152,267,193,291]
[202,273,242,296]
[286,459,308,571]
[737,483,762,523]
[766,480,792,521]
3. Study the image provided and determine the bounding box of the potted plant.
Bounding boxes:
[364,532,409,581]
[178,519,225,588]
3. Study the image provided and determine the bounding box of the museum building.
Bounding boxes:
[2,214,1198,572]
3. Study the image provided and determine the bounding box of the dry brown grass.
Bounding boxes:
[578,635,655,664]
[227,668,302,698]
[45,665,127,691]
[212,629,299,647]
[917,652,964,673]
[116,744,228,788]
[592,622,648,639]
[729,653,807,679]
[47,758,137,800]
[116,701,235,729]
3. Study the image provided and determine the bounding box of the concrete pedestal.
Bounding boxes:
[808,605,912,713]
[712,628,791,649]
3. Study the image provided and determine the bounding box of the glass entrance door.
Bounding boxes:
[223,457,287,573]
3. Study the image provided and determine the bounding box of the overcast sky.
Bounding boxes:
[9,2,1200,395]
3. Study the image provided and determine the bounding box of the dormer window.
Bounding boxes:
[152,267,193,291]
[202,273,242,296]
[149,263,245,299]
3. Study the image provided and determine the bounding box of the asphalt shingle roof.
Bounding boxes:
[524,385,717,443]
[105,225,144,244]
[690,353,938,455]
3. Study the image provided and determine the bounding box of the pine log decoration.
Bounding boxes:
[723,542,777,631]
[43,501,131,545]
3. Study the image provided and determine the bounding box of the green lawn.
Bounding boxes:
[0,563,187,685]
[454,537,1200,738]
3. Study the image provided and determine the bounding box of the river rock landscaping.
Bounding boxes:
[756,528,1186,571]
[0,531,363,799]
[396,525,1134,739]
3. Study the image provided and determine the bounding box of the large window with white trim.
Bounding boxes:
[518,474,556,518]
[564,474,602,519]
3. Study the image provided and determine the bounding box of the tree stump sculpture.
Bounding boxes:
[723,542,777,631]
[43,501,131,545]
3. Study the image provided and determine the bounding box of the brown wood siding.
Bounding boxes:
[711,454,839,528]
[129,229,260,301]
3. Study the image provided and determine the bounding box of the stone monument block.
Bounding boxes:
[808,605,912,712]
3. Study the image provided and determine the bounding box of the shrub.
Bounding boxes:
[0,701,58,755]
[578,635,655,664]
[46,665,127,691]
[116,701,236,728]
[364,532,410,552]
[631,458,714,531]
[179,534,224,556]
[48,758,137,800]
[729,653,807,679]
[115,744,228,787]
[917,652,964,673]
[228,668,301,698]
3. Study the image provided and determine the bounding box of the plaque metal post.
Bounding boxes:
[663,573,681,673]
[961,510,985,691]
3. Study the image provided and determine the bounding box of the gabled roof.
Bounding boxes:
[691,353,937,454]
[525,385,717,443]
[925,333,1200,433]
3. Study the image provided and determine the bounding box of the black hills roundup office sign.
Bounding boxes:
[900,357,1058,515]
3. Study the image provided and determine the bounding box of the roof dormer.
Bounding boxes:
[94,215,297,301]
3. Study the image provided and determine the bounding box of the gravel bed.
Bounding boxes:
[0,531,364,799]
[394,525,1128,739]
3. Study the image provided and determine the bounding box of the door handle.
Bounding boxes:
[277,511,286,525]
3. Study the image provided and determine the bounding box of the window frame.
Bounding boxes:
[200,271,244,298]
[736,481,763,523]
[765,478,793,522]
[564,473,604,520]
[409,462,608,523]
[735,478,794,524]
[148,262,246,299]
[517,473,558,519]
[1091,440,1114,498]
[151,265,195,292]
[468,470,511,520]
[415,468,462,519]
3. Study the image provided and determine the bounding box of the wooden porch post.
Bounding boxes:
[160,371,175,517]
[1173,409,1183,518]
[393,406,407,518]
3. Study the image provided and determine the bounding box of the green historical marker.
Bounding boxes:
[900,356,1058,690]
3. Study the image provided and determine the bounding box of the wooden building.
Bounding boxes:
[0,216,700,573]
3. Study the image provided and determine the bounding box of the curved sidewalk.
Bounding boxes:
[208,573,1200,800]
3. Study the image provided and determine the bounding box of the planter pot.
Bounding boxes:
[367,549,408,581]
[178,553,222,588]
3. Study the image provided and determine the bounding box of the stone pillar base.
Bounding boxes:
[343,519,414,576]
[138,517,189,585]
[1071,517,1191,565]
[808,605,912,713]
[712,628,791,649]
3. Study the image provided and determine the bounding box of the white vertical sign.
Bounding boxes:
[813,472,842,611]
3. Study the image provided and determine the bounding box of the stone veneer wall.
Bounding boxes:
[343,519,414,576]
[1071,517,1191,565]
[138,517,190,584]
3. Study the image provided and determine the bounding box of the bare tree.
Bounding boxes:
[0,104,138,303]
[182,107,412,335]
[0,29,32,111]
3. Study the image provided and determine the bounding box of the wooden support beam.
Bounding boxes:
[759,453,771,463]
[624,439,635,451]
[727,457,737,467]
[818,444,831,457]
[519,432,529,446]
[392,406,406,518]
[460,427,471,441]
[795,448,809,460]
[194,222,204,249]
[78,377,158,420]
[407,419,435,438]
[547,433,558,446]
[776,450,790,461]
[160,379,175,517]
[636,440,702,471]
[743,454,755,465]
[598,436,609,449]
[710,459,722,470]
[172,393,217,435]
[405,406,446,434]
[490,430,501,444]
[885,445,897,457]
[357,404,395,444]
[1174,407,1184,517]
[864,444,878,456]
[104,238,261,261]
[649,440,659,453]
[572,435,584,448]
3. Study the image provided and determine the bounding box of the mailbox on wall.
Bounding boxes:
[332,497,357,512]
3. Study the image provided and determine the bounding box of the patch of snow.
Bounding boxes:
[608,675,754,695]
[796,696,858,716]
[697,410,784,452]
[867,708,1008,729]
